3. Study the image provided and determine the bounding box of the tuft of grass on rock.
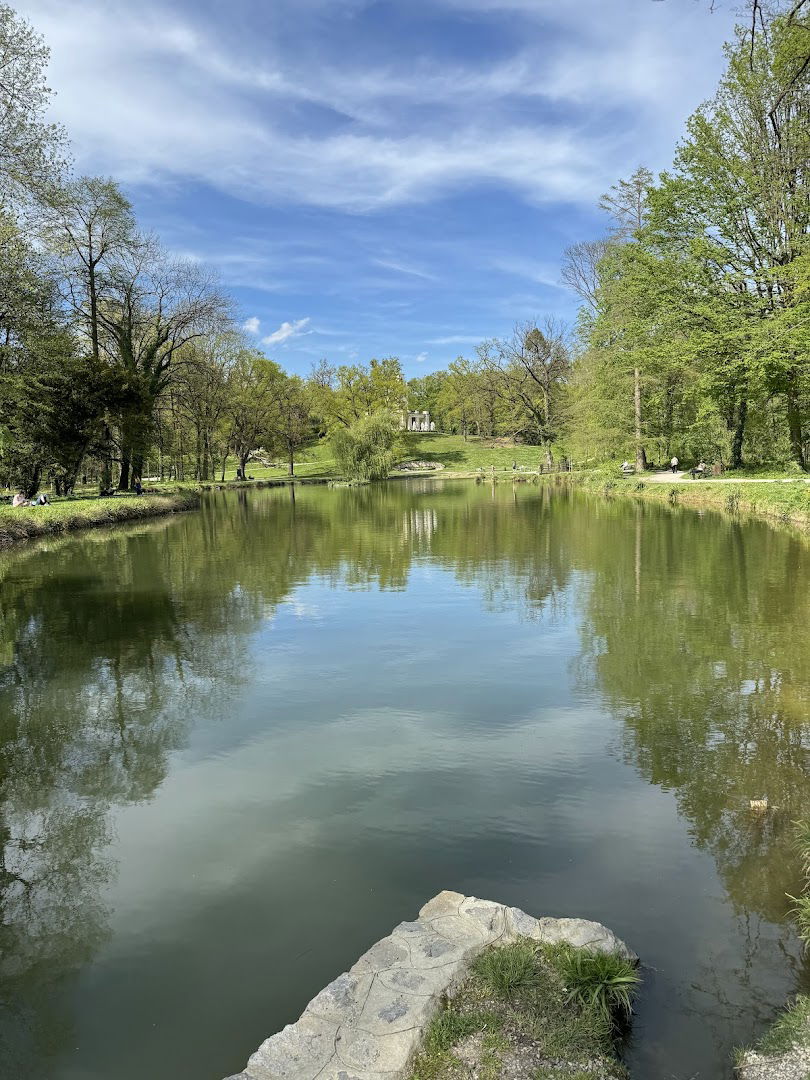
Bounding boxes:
[472,940,541,999]
[552,944,640,1029]
[408,939,635,1080]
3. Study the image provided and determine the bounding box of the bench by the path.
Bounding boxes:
[223,890,635,1080]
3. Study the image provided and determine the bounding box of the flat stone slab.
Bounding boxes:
[223,891,635,1080]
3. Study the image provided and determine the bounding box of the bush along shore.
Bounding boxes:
[0,491,200,546]
[735,822,810,1080]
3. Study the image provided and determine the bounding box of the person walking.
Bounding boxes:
[670,455,679,474]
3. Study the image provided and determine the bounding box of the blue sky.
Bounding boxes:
[21,0,737,378]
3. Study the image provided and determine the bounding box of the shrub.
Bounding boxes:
[330,411,401,482]
[553,947,639,1029]
[724,487,741,513]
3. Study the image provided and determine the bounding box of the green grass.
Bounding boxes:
[221,432,550,482]
[795,821,810,880]
[552,945,640,1029]
[408,940,635,1080]
[736,822,810,1070]
[471,940,542,998]
[568,472,810,528]
[0,491,199,545]
[756,995,810,1055]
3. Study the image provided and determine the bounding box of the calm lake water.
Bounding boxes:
[1,480,809,1080]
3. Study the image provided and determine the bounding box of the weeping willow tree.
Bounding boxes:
[330,410,401,481]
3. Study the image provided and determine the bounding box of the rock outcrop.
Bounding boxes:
[223,890,635,1080]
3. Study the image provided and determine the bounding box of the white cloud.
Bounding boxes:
[261,318,311,346]
[415,351,428,364]
[373,258,438,281]
[19,0,735,213]
[427,334,484,345]
[492,257,564,289]
[243,316,260,334]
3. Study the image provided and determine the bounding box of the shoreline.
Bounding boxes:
[0,491,200,547]
[555,471,810,529]
[2,468,808,549]
[224,891,637,1080]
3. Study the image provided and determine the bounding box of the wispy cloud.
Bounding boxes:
[492,257,564,289]
[427,334,484,345]
[414,351,428,364]
[243,316,260,334]
[262,317,311,346]
[372,259,438,281]
[24,0,734,212]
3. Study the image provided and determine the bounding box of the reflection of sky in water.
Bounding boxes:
[1,482,809,1080]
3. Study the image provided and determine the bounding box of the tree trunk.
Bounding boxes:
[118,454,130,491]
[100,423,113,492]
[634,368,647,472]
[731,398,747,470]
[132,452,144,487]
[288,445,295,476]
[786,374,806,471]
[23,465,41,500]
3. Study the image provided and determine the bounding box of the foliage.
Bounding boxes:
[330,410,401,481]
[552,945,640,1029]
[0,3,67,207]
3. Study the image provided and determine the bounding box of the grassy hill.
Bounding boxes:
[228,432,549,483]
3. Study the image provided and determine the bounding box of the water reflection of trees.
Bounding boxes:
[575,500,810,923]
[2,483,810,1073]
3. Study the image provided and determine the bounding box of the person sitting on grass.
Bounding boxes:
[12,491,27,507]
[30,493,49,505]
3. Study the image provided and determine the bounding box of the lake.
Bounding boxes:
[1,479,808,1080]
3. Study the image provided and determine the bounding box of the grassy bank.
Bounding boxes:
[0,491,199,546]
[735,823,810,1078]
[409,939,638,1080]
[564,471,810,528]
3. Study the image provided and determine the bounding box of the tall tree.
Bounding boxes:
[97,237,229,487]
[226,350,283,479]
[0,3,66,208]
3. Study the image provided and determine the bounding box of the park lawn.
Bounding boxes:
[235,433,550,480]
[149,433,550,488]
[392,432,553,472]
[0,491,199,545]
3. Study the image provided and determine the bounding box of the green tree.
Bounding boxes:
[267,374,313,476]
[0,3,66,208]
[331,410,401,481]
[226,350,284,479]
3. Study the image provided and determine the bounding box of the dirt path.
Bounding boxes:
[645,471,810,484]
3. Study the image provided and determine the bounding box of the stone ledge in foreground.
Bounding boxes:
[223,889,636,1080]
